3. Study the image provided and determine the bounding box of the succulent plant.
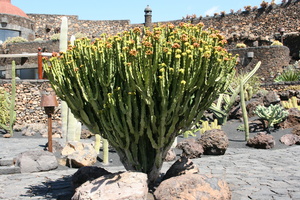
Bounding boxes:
[0,61,16,136]
[43,22,237,184]
[254,104,288,133]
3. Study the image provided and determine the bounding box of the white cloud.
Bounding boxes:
[204,6,219,16]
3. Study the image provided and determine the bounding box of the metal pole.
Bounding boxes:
[38,47,43,79]
[47,113,53,152]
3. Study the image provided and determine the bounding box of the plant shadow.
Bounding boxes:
[21,175,74,200]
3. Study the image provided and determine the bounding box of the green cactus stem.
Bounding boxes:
[0,61,16,136]
[103,138,109,165]
[59,16,82,142]
[240,79,249,141]
[209,61,261,125]
[43,23,237,184]
[94,133,101,154]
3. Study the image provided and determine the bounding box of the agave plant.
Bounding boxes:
[274,64,300,82]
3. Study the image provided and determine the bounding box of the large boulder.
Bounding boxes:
[292,124,300,136]
[176,138,204,159]
[280,134,300,146]
[163,156,199,181]
[246,132,275,149]
[198,129,229,155]
[21,123,47,137]
[263,91,281,107]
[61,142,98,168]
[72,166,112,189]
[15,150,58,173]
[72,171,148,200]
[154,174,231,200]
[247,100,264,118]
[279,108,300,129]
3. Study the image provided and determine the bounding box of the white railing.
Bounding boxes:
[0,53,52,58]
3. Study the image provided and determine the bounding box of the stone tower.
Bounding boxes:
[144,5,152,27]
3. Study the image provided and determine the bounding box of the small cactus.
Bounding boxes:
[200,119,221,134]
[254,104,288,133]
[0,61,16,136]
[282,97,300,110]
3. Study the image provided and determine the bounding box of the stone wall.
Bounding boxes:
[0,79,61,125]
[25,1,300,47]
[228,45,291,82]
[157,1,300,47]
[28,14,135,40]
[0,40,59,72]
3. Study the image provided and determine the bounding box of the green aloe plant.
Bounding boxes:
[43,22,237,184]
[209,62,261,125]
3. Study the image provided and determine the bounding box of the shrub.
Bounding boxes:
[34,38,44,42]
[260,1,269,8]
[44,23,237,184]
[3,36,28,44]
[271,40,283,46]
[74,32,87,39]
[244,6,252,11]
[236,43,246,48]
[50,33,60,41]
[0,88,10,126]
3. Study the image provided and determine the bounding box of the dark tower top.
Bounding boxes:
[144,5,152,27]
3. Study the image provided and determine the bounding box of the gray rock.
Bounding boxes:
[247,132,275,149]
[164,148,176,162]
[176,138,204,158]
[198,129,229,155]
[280,134,300,146]
[155,174,231,200]
[292,124,300,136]
[263,91,281,107]
[247,100,264,118]
[61,142,98,168]
[15,150,58,173]
[279,108,300,129]
[21,123,47,137]
[72,171,148,200]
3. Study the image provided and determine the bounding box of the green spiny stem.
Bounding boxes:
[209,61,261,125]
[240,80,249,141]
[43,23,237,184]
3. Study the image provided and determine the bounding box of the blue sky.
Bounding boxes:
[13,0,281,24]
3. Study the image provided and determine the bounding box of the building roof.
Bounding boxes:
[0,0,28,18]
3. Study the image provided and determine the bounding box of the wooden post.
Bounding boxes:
[47,113,53,152]
[38,47,43,79]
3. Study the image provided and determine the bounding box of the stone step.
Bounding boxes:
[0,158,14,166]
[0,166,21,175]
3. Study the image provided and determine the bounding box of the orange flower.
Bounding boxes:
[129,49,138,56]
[146,50,153,55]
[143,41,153,48]
[172,43,181,49]
[133,27,141,34]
